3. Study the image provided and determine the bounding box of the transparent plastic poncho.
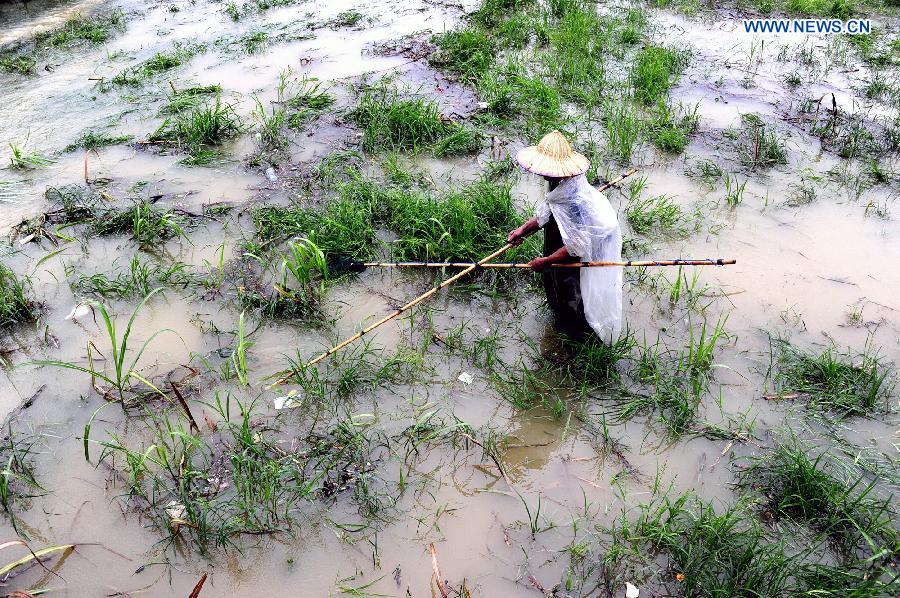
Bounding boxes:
[535,174,623,343]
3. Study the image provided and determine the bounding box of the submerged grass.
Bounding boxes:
[251,160,532,265]
[76,256,196,299]
[0,10,126,73]
[728,113,788,168]
[0,263,36,328]
[91,393,394,554]
[771,339,894,417]
[599,488,897,596]
[378,177,528,262]
[92,202,189,246]
[740,438,899,563]
[0,429,43,535]
[65,130,132,152]
[111,43,204,86]
[430,27,495,78]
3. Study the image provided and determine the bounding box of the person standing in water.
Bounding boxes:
[506,131,623,343]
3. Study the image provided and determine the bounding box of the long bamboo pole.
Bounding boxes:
[269,168,639,387]
[270,243,513,386]
[358,258,736,269]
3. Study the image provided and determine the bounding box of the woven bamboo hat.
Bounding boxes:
[515,131,589,178]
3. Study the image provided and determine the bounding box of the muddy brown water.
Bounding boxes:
[1,0,898,596]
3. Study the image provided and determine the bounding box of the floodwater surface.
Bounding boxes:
[0,0,898,596]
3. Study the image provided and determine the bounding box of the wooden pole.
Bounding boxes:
[269,168,639,387]
[270,243,513,386]
[359,258,736,269]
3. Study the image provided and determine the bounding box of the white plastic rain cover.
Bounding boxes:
[535,174,623,343]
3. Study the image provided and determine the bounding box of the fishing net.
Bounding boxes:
[535,174,623,343]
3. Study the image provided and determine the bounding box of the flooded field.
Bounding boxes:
[0,0,898,595]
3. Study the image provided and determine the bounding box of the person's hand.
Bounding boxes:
[507,228,525,246]
[528,257,551,272]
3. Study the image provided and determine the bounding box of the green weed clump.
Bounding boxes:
[785,0,854,19]
[631,45,689,105]
[431,28,495,77]
[647,101,699,154]
[479,62,564,135]
[564,331,636,384]
[149,95,243,157]
[379,177,525,262]
[7,143,53,170]
[0,431,42,534]
[251,197,378,261]
[89,393,393,553]
[729,114,788,168]
[600,488,897,596]
[0,263,36,328]
[471,0,536,28]
[239,238,330,321]
[65,131,132,152]
[0,54,37,75]
[626,193,685,236]
[351,82,479,154]
[112,43,204,86]
[544,1,613,104]
[619,318,726,438]
[0,8,126,73]
[34,12,125,47]
[772,340,893,417]
[76,256,195,299]
[285,76,335,129]
[159,85,222,115]
[740,440,899,562]
[285,340,425,400]
[603,493,798,596]
[92,202,188,246]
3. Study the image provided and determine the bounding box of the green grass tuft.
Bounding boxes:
[740,439,898,561]
[0,263,36,328]
[631,45,689,105]
[34,11,125,48]
[350,81,475,153]
[431,27,495,77]
[65,131,132,152]
[76,256,196,298]
[150,95,243,157]
[772,339,893,417]
[92,202,189,246]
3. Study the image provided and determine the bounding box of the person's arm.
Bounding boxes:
[507,217,541,246]
[528,246,571,271]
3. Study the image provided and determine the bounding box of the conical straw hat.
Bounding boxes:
[515,131,590,178]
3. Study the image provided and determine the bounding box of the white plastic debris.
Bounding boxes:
[274,390,301,410]
[165,501,185,520]
[625,582,640,598]
[64,303,91,321]
[477,101,489,110]
[265,167,278,183]
[457,372,474,385]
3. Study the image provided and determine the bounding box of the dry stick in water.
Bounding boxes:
[429,543,449,598]
[188,572,208,598]
[269,168,639,387]
[170,382,200,435]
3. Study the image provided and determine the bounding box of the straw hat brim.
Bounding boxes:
[515,145,590,178]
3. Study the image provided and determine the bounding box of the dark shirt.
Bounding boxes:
[542,214,588,338]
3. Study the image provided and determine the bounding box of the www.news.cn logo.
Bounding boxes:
[742,19,872,34]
